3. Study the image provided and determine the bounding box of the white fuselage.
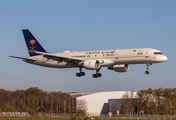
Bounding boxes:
[24,48,167,69]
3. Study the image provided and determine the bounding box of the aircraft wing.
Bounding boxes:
[9,56,37,62]
[35,51,84,62]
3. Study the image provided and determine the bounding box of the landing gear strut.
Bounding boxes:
[92,68,102,78]
[145,63,150,74]
[76,67,85,77]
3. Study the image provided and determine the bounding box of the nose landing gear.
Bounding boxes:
[145,71,149,74]
[145,63,150,74]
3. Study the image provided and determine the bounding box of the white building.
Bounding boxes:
[71,91,136,116]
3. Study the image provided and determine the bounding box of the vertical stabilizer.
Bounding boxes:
[22,29,47,57]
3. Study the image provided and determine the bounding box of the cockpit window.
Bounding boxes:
[154,52,163,55]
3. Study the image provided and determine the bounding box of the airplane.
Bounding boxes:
[9,29,167,78]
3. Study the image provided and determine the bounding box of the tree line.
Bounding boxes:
[1,87,176,115]
[0,87,72,114]
[120,88,176,115]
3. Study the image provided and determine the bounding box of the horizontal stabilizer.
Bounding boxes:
[9,56,36,62]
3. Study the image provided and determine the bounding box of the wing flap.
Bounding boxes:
[35,51,84,62]
[43,54,84,62]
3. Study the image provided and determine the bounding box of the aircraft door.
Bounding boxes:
[115,50,119,59]
[145,51,149,58]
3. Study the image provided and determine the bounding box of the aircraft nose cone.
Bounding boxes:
[164,56,168,61]
[161,56,167,62]
[159,56,167,62]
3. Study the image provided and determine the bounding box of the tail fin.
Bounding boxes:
[22,29,47,57]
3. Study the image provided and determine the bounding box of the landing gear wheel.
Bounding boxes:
[76,72,85,77]
[92,73,101,78]
[93,74,97,78]
[145,71,149,74]
[80,72,85,76]
[92,68,102,78]
[97,73,101,77]
[76,68,85,77]
[76,73,81,77]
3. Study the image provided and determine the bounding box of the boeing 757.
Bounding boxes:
[9,29,167,78]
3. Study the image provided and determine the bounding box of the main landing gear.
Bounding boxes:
[145,63,151,74]
[92,73,101,78]
[92,68,102,78]
[76,67,102,78]
[76,68,85,77]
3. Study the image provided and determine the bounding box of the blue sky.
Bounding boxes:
[0,1,176,93]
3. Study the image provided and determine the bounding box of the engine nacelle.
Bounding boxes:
[108,64,129,72]
[84,60,100,70]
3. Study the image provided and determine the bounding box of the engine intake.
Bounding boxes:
[108,64,129,72]
[84,60,100,70]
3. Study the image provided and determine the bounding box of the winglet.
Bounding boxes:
[22,29,47,56]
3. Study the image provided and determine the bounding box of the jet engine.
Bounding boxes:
[108,64,129,72]
[84,60,100,70]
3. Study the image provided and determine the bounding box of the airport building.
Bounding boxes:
[71,91,137,116]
